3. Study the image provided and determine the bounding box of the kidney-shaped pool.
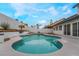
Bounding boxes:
[12,34,63,54]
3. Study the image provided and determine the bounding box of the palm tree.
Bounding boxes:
[36,24,42,29]
[36,24,40,29]
[50,19,53,25]
[31,25,33,28]
[16,19,19,21]
[36,24,39,29]
[19,24,25,33]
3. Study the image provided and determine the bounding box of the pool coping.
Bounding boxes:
[12,34,63,55]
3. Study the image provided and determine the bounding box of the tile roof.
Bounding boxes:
[64,14,79,23]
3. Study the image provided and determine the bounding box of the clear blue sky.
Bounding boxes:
[0,3,77,26]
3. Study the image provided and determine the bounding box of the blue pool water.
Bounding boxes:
[12,34,63,54]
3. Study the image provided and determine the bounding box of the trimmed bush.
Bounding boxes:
[0,23,10,30]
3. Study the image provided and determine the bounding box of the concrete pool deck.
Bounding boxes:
[0,34,79,56]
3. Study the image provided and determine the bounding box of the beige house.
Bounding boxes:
[46,4,79,37]
[0,13,28,30]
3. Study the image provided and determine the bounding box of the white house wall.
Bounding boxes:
[53,17,79,36]
[62,18,79,36]
[53,30,64,35]
[53,25,64,35]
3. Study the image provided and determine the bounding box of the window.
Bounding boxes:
[53,28,55,30]
[59,25,62,30]
[56,26,58,31]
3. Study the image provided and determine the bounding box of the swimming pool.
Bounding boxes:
[12,34,63,54]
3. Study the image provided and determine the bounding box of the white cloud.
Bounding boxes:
[47,7,59,16]
[64,9,72,15]
[10,3,39,17]
[38,20,47,24]
[10,3,61,21]
[10,3,26,17]
[38,20,48,28]
[10,3,59,19]
[62,5,68,11]
[32,15,38,18]
[10,3,46,18]
[36,9,47,13]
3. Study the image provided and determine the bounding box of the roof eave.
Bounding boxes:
[73,3,79,8]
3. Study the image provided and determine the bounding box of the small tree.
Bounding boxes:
[36,24,39,29]
[0,23,10,30]
[36,24,42,29]
[19,24,25,33]
[31,25,33,28]
[16,19,19,21]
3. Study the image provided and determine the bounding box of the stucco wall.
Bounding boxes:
[0,13,20,29]
[53,30,63,35]
[39,29,53,33]
[62,18,79,36]
[53,18,79,36]
[0,13,28,30]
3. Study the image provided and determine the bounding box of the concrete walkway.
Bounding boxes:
[53,35,79,56]
[0,34,79,56]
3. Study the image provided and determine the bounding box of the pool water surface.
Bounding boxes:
[12,34,63,54]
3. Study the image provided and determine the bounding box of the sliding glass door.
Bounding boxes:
[78,22,79,36]
[64,22,79,37]
[64,24,71,35]
[64,25,67,35]
[73,23,77,36]
[67,24,71,35]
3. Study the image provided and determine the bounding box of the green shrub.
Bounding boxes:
[0,23,10,30]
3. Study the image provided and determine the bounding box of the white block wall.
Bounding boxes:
[28,27,53,33]
[39,29,53,33]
